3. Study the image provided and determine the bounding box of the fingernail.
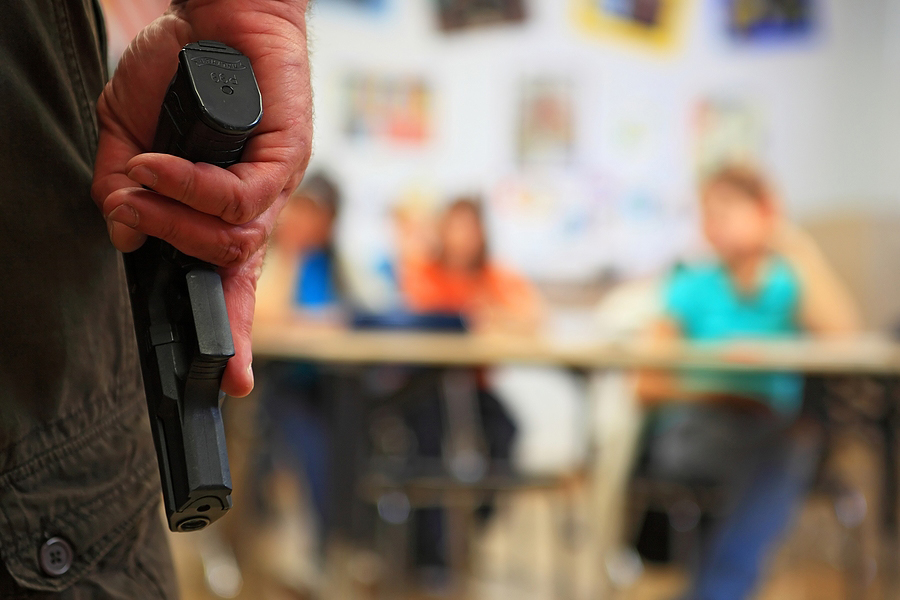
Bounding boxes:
[127,165,157,189]
[246,364,255,390]
[108,204,139,228]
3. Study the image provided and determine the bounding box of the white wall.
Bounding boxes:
[875,0,900,204]
[305,0,897,282]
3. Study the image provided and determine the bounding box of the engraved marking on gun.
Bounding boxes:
[210,72,239,85]
[191,56,246,70]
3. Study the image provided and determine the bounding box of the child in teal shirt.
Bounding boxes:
[665,258,805,419]
[637,166,859,599]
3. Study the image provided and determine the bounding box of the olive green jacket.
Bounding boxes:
[0,1,175,597]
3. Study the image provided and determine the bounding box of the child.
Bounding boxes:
[398,197,543,334]
[255,172,344,323]
[253,172,346,559]
[636,165,860,599]
[396,196,540,577]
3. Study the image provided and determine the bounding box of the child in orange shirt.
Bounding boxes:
[396,197,537,577]
[399,197,543,333]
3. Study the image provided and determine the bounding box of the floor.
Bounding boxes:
[169,471,884,600]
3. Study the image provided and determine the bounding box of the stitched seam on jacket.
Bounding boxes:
[53,0,96,154]
[0,399,142,488]
[9,456,156,553]
[0,400,145,564]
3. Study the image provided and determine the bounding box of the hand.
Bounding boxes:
[92,0,312,397]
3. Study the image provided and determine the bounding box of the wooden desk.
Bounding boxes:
[251,322,900,587]
[253,323,900,375]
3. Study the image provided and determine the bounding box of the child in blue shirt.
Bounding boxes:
[254,172,345,552]
[256,172,344,321]
[637,166,859,599]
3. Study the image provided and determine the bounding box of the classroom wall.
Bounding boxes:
[874,0,900,204]
[305,0,897,283]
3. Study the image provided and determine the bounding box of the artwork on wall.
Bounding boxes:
[571,0,689,52]
[516,77,576,166]
[692,97,764,177]
[599,94,668,181]
[724,0,815,43]
[318,0,388,13]
[343,73,432,145]
[488,171,693,281]
[435,0,526,32]
[489,174,607,280]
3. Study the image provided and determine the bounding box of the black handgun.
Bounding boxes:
[123,41,262,532]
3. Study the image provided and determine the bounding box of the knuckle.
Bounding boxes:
[217,236,247,268]
[219,243,245,268]
[217,226,266,268]
[221,192,255,226]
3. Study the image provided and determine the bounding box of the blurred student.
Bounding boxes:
[636,166,860,600]
[256,172,344,323]
[396,197,541,574]
[254,172,345,553]
[399,197,543,333]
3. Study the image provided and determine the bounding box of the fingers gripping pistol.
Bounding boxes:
[123,41,262,532]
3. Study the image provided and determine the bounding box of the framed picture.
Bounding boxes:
[724,0,815,43]
[693,97,764,177]
[601,0,665,26]
[435,0,526,32]
[516,77,576,166]
[343,73,432,145]
[318,0,388,13]
[571,0,689,52]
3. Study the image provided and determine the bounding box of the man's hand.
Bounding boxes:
[92,0,312,397]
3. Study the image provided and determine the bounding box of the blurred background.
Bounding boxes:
[102,0,900,599]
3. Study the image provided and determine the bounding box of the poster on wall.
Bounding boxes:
[724,0,815,43]
[318,0,388,14]
[343,73,432,145]
[488,172,693,281]
[435,0,526,32]
[692,97,764,177]
[571,0,689,52]
[516,77,576,166]
[489,174,608,280]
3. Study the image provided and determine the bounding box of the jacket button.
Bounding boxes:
[39,537,73,577]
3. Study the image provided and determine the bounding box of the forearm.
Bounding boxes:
[636,369,733,407]
[777,227,861,335]
[637,369,778,414]
[637,318,695,406]
[636,369,683,406]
